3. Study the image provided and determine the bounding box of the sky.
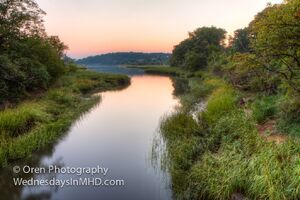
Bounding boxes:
[35,0,283,59]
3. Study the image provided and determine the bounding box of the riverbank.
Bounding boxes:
[148,66,300,199]
[0,69,130,168]
[126,65,184,76]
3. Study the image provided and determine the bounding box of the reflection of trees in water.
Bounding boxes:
[0,139,65,200]
[22,157,65,200]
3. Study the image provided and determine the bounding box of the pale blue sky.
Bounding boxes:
[35,0,283,58]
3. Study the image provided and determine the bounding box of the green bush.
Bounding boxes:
[67,63,79,72]
[223,53,280,94]
[17,58,50,90]
[0,55,26,104]
[20,37,66,81]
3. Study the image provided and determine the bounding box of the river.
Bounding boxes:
[0,66,178,200]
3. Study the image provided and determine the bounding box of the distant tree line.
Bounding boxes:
[0,0,67,105]
[76,52,171,66]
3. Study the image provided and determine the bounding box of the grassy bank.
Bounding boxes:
[151,67,300,200]
[127,65,184,76]
[0,69,130,168]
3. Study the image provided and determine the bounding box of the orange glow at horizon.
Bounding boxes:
[35,0,283,59]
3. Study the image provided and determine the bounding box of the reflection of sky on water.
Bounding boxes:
[3,75,178,200]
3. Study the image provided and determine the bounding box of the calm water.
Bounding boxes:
[0,74,178,200]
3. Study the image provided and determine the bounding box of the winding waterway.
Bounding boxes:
[0,68,178,200]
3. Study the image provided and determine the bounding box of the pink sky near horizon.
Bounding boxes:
[35,0,283,59]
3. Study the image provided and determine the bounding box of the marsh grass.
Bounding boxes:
[0,104,45,137]
[128,65,184,76]
[158,71,300,199]
[202,86,237,125]
[0,69,130,167]
[251,95,278,123]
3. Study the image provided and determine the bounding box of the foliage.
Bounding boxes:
[0,69,129,167]
[223,53,280,94]
[77,52,171,65]
[172,77,190,96]
[0,0,45,50]
[159,1,300,199]
[251,95,278,123]
[250,0,300,92]
[0,0,67,105]
[277,94,300,136]
[0,55,26,103]
[229,28,250,53]
[170,27,226,71]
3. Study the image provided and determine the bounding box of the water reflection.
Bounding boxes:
[0,75,178,200]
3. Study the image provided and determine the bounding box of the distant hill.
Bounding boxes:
[76,52,171,65]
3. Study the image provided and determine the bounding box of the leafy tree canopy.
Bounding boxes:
[170,26,226,71]
[0,0,67,104]
[229,28,250,53]
[250,0,300,91]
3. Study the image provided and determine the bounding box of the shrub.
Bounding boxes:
[223,53,280,94]
[67,63,79,72]
[17,58,50,90]
[0,55,26,104]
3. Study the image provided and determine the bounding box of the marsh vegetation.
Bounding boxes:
[152,0,300,199]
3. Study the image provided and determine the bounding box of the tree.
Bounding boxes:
[250,0,300,91]
[0,0,45,52]
[223,53,280,93]
[229,28,250,53]
[170,38,194,67]
[184,50,205,71]
[0,0,67,104]
[170,26,226,71]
